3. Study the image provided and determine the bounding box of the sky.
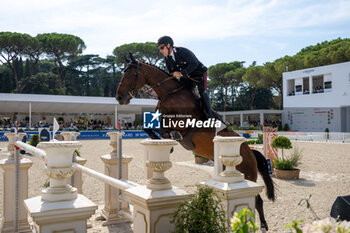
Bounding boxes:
[1,0,350,67]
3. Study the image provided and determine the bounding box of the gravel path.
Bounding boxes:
[0,140,349,232]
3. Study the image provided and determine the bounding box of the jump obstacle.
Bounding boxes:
[0,131,264,233]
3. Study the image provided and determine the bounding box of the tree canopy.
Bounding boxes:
[0,32,41,92]
[113,42,163,67]
[1,32,349,114]
[37,33,86,94]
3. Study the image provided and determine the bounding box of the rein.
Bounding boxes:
[124,62,182,99]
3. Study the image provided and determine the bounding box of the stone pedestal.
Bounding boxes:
[99,130,133,225]
[201,180,264,231]
[126,186,190,233]
[0,133,32,233]
[125,139,191,233]
[24,141,97,233]
[25,194,96,233]
[0,158,33,233]
[201,136,264,232]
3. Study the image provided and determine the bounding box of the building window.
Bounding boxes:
[303,77,310,94]
[324,81,332,89]
[323,73,332,93]
[312,75,324,93]
[287,79,295,96]
[295,85,302,92]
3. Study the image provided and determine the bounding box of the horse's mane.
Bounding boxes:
[142,62,171,77]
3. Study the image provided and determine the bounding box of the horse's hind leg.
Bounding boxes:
[144,129,174,153]
[256,194,268,232]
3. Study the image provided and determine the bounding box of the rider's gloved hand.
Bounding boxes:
[173,71,183,78]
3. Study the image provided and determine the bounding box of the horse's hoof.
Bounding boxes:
[260,227,267,233]
[170,131,183,141]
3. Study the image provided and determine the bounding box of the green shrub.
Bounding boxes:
[283,123,290,131]
[257,134,263,144]
[271,136,292,149]
[29,134,40,147]
[231,208,259,233]
[325,128,330,140]
[273,146,303,170]
[273,158,293,170]
[271,136,292,160]
[247,139,258,144]
[278,124,283,131]
[171,186,227,233]
[289,146,303,168]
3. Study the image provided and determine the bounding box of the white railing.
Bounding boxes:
[15,141,133,192]
[72,163,133,191]
[15,141,47,160]
[276,132,350,143]
[15,140,136,223]
[235,130,350,143]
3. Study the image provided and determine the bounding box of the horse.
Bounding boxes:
[116,55,275,231]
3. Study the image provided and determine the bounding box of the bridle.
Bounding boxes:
[122,62,141,98]
[122,62,183,98]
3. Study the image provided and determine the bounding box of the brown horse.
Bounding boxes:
[116,55,275,231]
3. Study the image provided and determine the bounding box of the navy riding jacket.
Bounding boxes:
[164,47,207,80]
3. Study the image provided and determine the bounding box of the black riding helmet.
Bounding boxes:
[157,36,174,47]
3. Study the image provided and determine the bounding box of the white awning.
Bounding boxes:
[0,93,157,114]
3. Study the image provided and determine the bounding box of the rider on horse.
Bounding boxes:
[157,36,213,118]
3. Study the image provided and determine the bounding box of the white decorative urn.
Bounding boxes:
[37,141,81,202]
[213,136,246,183]
[141,139,177,190]
[107,131,124,157]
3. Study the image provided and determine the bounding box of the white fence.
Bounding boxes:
[235,130,350,143]
[1,132,263,233]
[276,132,350,143]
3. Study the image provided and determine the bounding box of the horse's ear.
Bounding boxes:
[129,53,137,64]
[124,55,130,63]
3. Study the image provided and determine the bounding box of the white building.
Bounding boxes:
[219,109,283,127]
[283,61,350,132]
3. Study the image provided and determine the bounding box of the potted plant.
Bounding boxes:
[271,136,302,179]
[29,134,40,147]
[171,185,227,232]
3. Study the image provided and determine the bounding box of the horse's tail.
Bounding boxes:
[252,149,276,202]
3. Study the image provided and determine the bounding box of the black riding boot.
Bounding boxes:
[201,91,213,118]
